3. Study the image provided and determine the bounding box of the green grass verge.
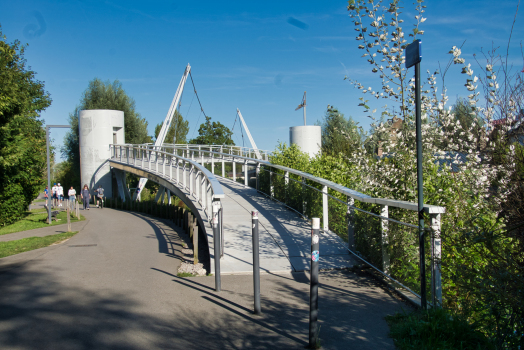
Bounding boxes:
[0,231,78,258]
[177,272,196,277]
[386,308,494,350]
[0,210,85,236]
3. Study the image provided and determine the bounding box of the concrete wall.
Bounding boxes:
[79,109,125,198]
[289,125,321,158]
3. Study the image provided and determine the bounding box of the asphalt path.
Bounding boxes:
[0,207,407,349]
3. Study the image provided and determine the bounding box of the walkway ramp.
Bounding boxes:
[211,178,356,275]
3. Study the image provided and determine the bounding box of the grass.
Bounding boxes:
[0,209,85,236]
[385,307,494,350]
[177,272,196,277]
[0,231,78,258]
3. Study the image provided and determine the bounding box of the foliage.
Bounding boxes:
[189,116,235,145]
[386,308,494,350]
[318,106,365,156]
[154,109,189,144]
[0,28,51,226]
[62,78,150,187]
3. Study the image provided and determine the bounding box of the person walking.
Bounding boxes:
[68,186,76,211]
[95,185,104,209]
[81,184,91,210]
[51,183,58,208]
[44,186,49,208]
[57,183,64,207]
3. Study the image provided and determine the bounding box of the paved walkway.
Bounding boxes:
[214,179,356,274]
[0,206,406,349]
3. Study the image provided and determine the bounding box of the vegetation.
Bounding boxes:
[0,209,84,236]
[318,106,365,157]
[386,308,494,350]
[154,109,189,144]
[189,116,235,145]
[0,231,78,258]
[264,0,523,347]
[60,78,151,188]
[0,27,51,227]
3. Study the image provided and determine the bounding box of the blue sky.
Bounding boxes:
[1,0,522,160]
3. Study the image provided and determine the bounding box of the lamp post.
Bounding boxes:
[405,39,427,309]
[46,125,71,224]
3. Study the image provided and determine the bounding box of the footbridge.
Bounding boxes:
[108,143,446,307]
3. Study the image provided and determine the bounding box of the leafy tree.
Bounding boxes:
[0,28,51,225]
[319,106,365,156]
[189,116,235,145]
[153,110,189,144]
[62,78,150,187]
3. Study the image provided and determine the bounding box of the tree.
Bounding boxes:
[153,110,189,144]
[0,28,51,225]
[319,106,365,156]
[189,116,235,145]
[62,79,150,187]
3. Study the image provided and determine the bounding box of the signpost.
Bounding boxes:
[405,39,426,309]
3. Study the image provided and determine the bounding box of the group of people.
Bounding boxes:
[44,183,105,211]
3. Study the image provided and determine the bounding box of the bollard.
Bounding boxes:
[309,218,320,348]
[252,210,261,315]
[67,203,71,232]
[212,200,221,292]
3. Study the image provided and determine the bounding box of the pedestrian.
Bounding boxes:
[44,186,49,208]
[68,186,76,211]
[51,183,58,208]
[57,183,64,207]
[81,184,91,210]
[95,185,104,209]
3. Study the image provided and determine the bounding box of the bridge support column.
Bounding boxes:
[430,213,442,307]
[381,205,390,274]
[347,196,355,251]
[322,185,328,231]
[167,189,171,205]
[113,168,129,202]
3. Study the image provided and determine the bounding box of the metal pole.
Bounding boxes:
[309,217,320,348]
[252,210,261,315]
[212,200,221,292]
[46,126,52,224]
[415,62,426,309]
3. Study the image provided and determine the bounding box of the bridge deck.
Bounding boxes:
[211,178,356,274]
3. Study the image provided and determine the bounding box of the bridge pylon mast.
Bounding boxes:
[236,108,262,160]
[136,64,191,200]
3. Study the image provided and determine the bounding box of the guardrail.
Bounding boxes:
[167,144,446,307]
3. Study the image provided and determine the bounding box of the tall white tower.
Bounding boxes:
[79,109,125,197]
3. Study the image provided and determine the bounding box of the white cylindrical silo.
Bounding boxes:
[289,125,321,158]
[79,109,125,198]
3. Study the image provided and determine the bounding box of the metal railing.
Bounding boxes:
[167,144,446,307]
[109,144,225,220]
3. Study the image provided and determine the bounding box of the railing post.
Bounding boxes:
[322,185,328,231]
[176,158,180,184]
[244,160,248,187]
[149,150,152,171]
[162,152,165,176]
[430,213,442,307]
[347,196,355,251]
[190,164,194,196]
[212,200,221,292]
[256,164,260,192]
[302,177,306,217]
[381,205,390,274]
[119,145,122,162]
[126,146,129,164]
[219,146,224,177]
[232,157,236,182]
[211,150,215,174]
[169,155,172,180]
[285,171,289,204]
[270,169,274,199]
[183,161,186,189]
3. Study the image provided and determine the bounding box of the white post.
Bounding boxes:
[285,171,289,204]
[232,157,236,182]
[322,185,328,231]
[381,205,390,274]
[347,196,355,251]
[256,164,260,191]
[190,164,194,196]
[221,146,225,177]
[211,151,215,174]
[244,160,248,187]
[430,213,442,307]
